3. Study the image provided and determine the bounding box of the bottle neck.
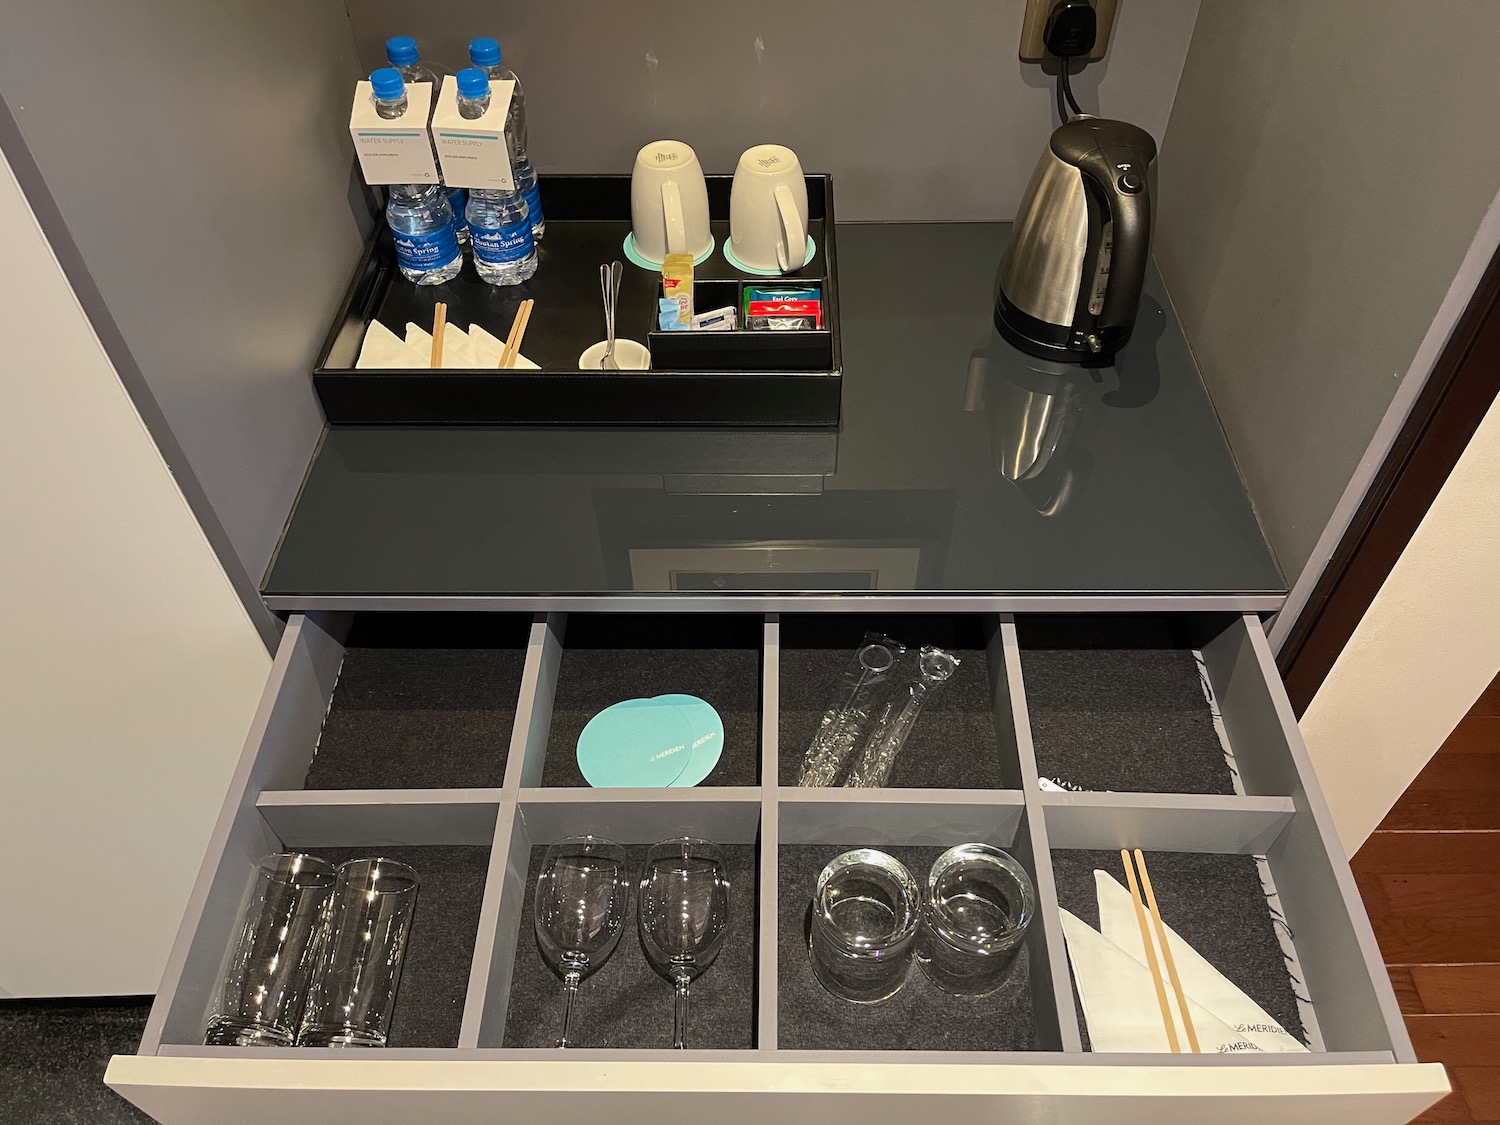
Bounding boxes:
[373,95,408,121]
[457,94,491,120]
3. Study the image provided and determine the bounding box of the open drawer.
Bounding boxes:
[106,610,1448,1125]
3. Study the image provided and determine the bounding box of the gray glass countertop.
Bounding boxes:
[263,223,1284,602]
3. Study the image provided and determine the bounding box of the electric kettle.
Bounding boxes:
[995,117,1157,362]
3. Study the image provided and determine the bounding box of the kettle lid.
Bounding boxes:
[1050,117,1157,168]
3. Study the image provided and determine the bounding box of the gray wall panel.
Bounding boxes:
[1155,0,1500,585]
[0,1,368,605]
[344,0,1200,221]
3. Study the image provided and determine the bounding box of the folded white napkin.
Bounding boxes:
[404,320,433,361]
[469,323,505,367]
[355,320,427,368]
[402,320,537,369]
[1093,872,1307,1052]
[470,323,538,369]
[1060,870,1308,1054]
[1060,909,1257,1053]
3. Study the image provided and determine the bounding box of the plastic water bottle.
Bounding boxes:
[455,69,536,286]
[370,68,462,285]
[467,37,544,241]
[467,37,529,162]
[384,35,441,88]
[384,38,468,245]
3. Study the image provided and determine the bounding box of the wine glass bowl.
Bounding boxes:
[534,835,629,1047]
[638,837,731,1048]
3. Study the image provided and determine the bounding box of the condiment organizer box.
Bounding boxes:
[108,610,1445,1124]
[312,175,842,426]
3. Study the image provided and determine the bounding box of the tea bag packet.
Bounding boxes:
[1093,872,1307,1053]
[745,284,822,330]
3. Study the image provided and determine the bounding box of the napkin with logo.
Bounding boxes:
[1061,871,1308,1053]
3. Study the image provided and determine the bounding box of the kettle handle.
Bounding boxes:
[1076,148,1151,331]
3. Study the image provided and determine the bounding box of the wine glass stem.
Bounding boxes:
[557,970,581,1048]
[672,978,691,1050]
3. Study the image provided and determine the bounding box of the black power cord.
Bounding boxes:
[1044,0,1097,120]
[1059,56,1084,119]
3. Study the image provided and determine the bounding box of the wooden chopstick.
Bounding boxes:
[498,299,535,369]
[1121,848,1180,1052]
[430,302,447,368]
[1135,848,1201,1053]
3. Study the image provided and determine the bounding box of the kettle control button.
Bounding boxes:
[1117,171,1144,194]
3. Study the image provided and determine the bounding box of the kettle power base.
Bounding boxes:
[993,292,1133,366]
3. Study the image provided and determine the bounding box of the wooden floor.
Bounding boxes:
[1353,673,1500,1123]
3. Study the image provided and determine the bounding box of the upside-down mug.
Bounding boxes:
[729,144,810,273]
[630,140,713,266]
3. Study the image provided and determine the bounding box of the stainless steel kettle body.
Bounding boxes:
[995,118,1157,362]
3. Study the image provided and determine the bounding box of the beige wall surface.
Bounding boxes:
[1156,0,1500,587]
[1301,389,1500,851]
[0,152,270,996]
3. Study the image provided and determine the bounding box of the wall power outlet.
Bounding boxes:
[1018,0,1117,62]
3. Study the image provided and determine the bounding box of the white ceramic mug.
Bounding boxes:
[630,140,713,265]
[729,144,810,273]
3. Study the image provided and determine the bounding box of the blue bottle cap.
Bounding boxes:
[385,35,420,65]
[456,67,490,100]
[369,68,406,101]
[468,36,501,66]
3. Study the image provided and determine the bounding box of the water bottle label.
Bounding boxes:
[523,183,544,229]
[471,218,535,264]
[392,226,459,271]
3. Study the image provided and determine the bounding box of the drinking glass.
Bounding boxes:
[808,849,920,1003]
[638,838,730,1048]
[533,836,629,1048]
[916,844,1034,996]
[205,853,336,1046]
[298,858,419,1047]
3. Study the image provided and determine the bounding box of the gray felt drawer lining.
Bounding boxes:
[136,609,1412,1069]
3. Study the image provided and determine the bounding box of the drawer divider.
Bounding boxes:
[759,614,780,1050]
[1001,617,1084,1052]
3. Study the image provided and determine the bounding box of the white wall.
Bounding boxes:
[1301,389,1500,852]
[0,152,270,996]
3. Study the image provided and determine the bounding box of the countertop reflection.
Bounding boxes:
[263,223,1283,600]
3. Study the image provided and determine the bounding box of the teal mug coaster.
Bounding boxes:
[651,695,725,787]
[722,235,818,277]
[576,700,693,788]
[623,232,716,271]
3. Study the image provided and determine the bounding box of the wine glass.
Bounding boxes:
[534,835,629,1048]
[638,837,730,1049]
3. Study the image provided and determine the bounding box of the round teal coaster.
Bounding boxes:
[623,232,715,271]
[576,700,693,788]
[651,695,724,787]
[722,235,818,277]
